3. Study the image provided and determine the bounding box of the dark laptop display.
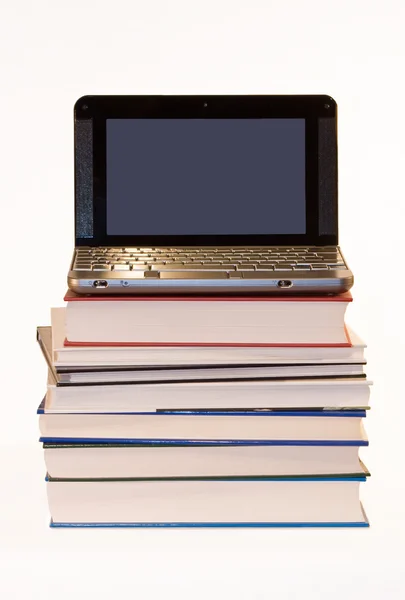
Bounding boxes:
[106,118,306,236]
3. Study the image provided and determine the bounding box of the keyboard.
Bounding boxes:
[72,247,347,277]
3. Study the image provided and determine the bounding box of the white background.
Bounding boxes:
[1,0,404,598]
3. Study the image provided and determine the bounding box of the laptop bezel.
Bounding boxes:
[74,95,338,247]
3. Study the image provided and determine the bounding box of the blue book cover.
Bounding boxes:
[50,520,369,528]
[38,398,366,418]
[39,404,368,446]
[41,437,369,446]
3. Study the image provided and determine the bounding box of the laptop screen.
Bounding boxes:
[106,119,306,236]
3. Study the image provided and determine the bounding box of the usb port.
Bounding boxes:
[93,280,108,288]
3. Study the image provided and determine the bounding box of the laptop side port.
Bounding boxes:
[93,280,108,288]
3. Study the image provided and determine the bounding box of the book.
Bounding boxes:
[44,376,371,412]
[46,476,369,527]
[49,308,366,367]
[43,442,369,479]
[37,315,367,385]
[63,292,352,345]
[38,409,368,443]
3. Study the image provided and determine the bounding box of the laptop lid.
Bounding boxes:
[74,95,338,247]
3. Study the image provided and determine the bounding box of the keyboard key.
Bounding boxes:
[112,264,131,271]
[92,264,109,270]
[239,271,278,279]
[293,265,311,270]
[311,264,329,270]
[236,264,256,270]
[303,259,325,264]
[153,263,231,271]
[74,265,92,270]
[233,261,253,266]
[150,263,189,269]
[274,267,293,271]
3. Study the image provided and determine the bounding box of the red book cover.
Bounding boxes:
[64,329,352,349]
[64,291,353,303]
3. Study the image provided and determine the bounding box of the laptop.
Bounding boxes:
[68,95,353,295]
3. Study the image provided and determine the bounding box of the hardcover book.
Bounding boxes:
[63,292,353,345]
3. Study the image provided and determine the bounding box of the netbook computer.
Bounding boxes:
[68,95,353,295]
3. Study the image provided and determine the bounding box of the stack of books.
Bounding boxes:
[37,292,371,527]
